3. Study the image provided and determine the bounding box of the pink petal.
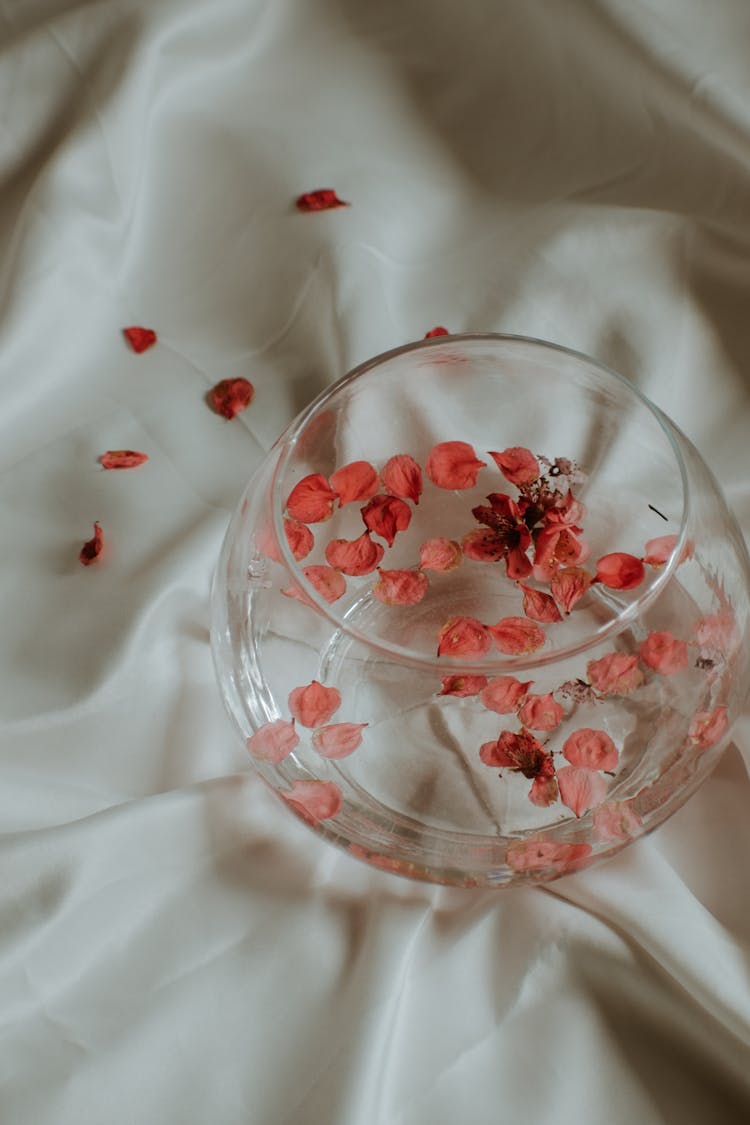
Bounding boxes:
[491,730,549,776]
[284,518,314,561]
[288,680,342,727]
[506,547,533,580]
[549,567,594,613]
[557,766,608,817]
[461,528,506,562]
[479,676,531,713]
[693,613,739,658]
[586,652,643,696]
[381,454,423,504]
[638,630,689,675]
[425,441,486,490]
[437,616,491,658]
[281,780,343,823]
[361,494,412,546]
[424,326,449,338]
[519,583,563,624]
[528,773,560,807]
[506,839,593,874]
[208,377,254,420]
[122,326,157,353]
[688,706,729,750]
[488,617,546,655]
[286,474,337,523]
[329,461,379,505]
[79,521,104,566]
[562,728,619,770]
[372,568,429,606]
[438,675,489,698]
[644,534,678,567]
[489,446,540,486]
[532,527,589,581]
[325,532,384,576]
[592,801,643,842]
[518,692,564,731]
[595,552,645,591]
[302,565,347,603]
[312,722,368,758]
[246,719,299,763]
[479,738,503,767]
[295,189,349,211]
[419,537,463,572]
[99,450,148,470]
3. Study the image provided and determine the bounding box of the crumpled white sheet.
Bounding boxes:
[1,1,749,1121]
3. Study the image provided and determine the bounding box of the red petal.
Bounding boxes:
[638,630,688,675]
[488,617,546,655]
[518,692,564,731]
[549,567,594,613]
[295,189,349,211]
[325,532,384,576]
[424,326,449,338]
[479,739,503,766]
[79,521,104,566]
[302,565,346,603]
[312,722,368,758]
[361,494,411,546]
[284,518,314,561]
[688,706,729,749]
[123,326,157,353]
[479,676,531,713]
[528,773,559,807]
[562,728,619,770]
[381,454,423,504]
[208,377,254,420]
[425,441,486,490]
[282,780,343,823]
[506,547,533,580]
[99,450,148,470]
[593,801,643,841]
[506,838,592,874]
[557,766,607,817]
[586,652,643,696]
[437,616,491,658]
[595,552,645,590]
[246,719,299,762]
[288,680,342,728]
[438,675,489,697]
[461,529,506,562]
[419,537,462,572]
[519,583,563,623]
[329,461,379,505]
[287,474,337,523]
[489,447,540,486]
[491,729,549,776]
[644,535,678,567]
[372,568,429,606]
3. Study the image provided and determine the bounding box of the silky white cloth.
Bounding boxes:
[1,1,750,1121]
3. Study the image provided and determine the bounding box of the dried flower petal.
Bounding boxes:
[489,447,540,486]
[518,692,564,731]
[586,652,643,696]
[507,838,592,874]
[693,613,739,659]
[302,565,346,603]
[688,705,729,749]
[312,722,368,758]
[295,189,349,211]
[488,617,546,655]
[287,474,337,523]
[288,680,342,728]
[562,728,619,770]
[281,780,343,823]
[100,450,148,470]
[329,461,379,505]
[208,377,254,420]
[123,326,157,353]
[519,583,563,624]
[79,521,104,566]
[284,518,314,561]
[482,729,550,778]
[419,537,462,572]
[425,441,486,490]
[638,630,688,675]
[479,676,531,713]
[325,532,384,576]
[437,616,491,658]
[461,528,506,562]
[246,719,299,762]
[361,494,411,546]
[550,567,594,613]
[424,326,449,338]
[372,568,429,606]
[381,454,423,504]
[533,526,589,581]
[595,552,645,591]
[592,801,643,842]
[558,766,608,817]
[644,534,678,567]
[528,773,560,807]
[438,675,489,698]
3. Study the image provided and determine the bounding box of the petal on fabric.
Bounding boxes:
[312,722,368,758]
[595,552,645,590]
[461,528,506,562]
[489,446,540,485]
[425,441,486,489]
[488,616,546,655]
[643,534,678,567]
[372,568,429,606]
[479,676,531,713]
[329,461,379,505]
[558,766,608,817]
[79,521,104,566]
[519,583,563,623]
[284,518,315,561]
[437,616,491,658]
[246,719,299,762]
[638,630,689,675]
[208,377,255,420]
[381,454,423,504]
[528,773,559,807]
[286,474,338,523]
[99,450,148,470]
[295,189,349,211]
[324,532,384,575]
[586,652,643,696]
[122,326,157,353]
[288,680,342,727]
[438,675,489,697]
[361,494,412,546]
[424,326,449,337]
[419,537,463,572]
[517,692,564,731]
[562,727,619,770]
[301,565,346,603]
[549,567,594,613]
[281,780,343,823]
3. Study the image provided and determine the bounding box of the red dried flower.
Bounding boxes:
[295,189,349,211]
[99,450,148,470]
[424,326,449,338]
[79,521,104,566]
[325,532,384,576]
[425,441,486,490]
[470,493,533,578]
[372,568,429,606]
[208,377,254,420]
[287,474,338,523]
[123,326,157,353]
[381,454,423,504]
[480,729,552,780]
[329,461,379,505]
[437,616,491,658]
[361,494,412,546]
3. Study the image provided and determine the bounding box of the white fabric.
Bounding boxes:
[2,1,750,1121]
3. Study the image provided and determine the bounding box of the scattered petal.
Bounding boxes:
[519,583,563,624]
[329,461,379,505]
[419,537,462,572]
[381,454,423,504]
[488,617,546,655]
[544,491,586,528]
[99,450,148,470]
[372,568,429,606]
[312,722,368,758]
[533,526,589,580]
[694,613,739,659]
[288,680,342,727]
[79,521,104,566]
[586,652,643,696]
[461,528,507,562]
[595,552,645,591]
[281,779,343,823]
[688,706,729,750]
[246,719,299,762]
[438,675,489,698]
[506,838,593,875]
[284,518,314,561]
[483,729,550,778]
[592,800,644,842]
[518,692,564,731]
[123,326,156,353]
[550,567,594,613]
[302,565,346,603]
[638,630,689,675]
[558,766,608,817]
[528,773,560,807]
[489,447,540,486]
[563,728,619,770]
[208,377,254,420]
[437,616,491,658]
[644,534,678,567]
[424,326,449,338]
[506,546,533,580]
[325,532,384,576]
[287,474,337,523]
[425,441,486,490]
[295,188,349,211]
[479,676,531,713]
[361,494,412,546]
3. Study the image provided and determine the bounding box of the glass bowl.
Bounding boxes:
[211,334,750,887]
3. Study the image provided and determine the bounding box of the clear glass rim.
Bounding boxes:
[271,332,691,674]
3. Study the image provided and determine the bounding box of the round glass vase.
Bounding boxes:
[211,334,750,888]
